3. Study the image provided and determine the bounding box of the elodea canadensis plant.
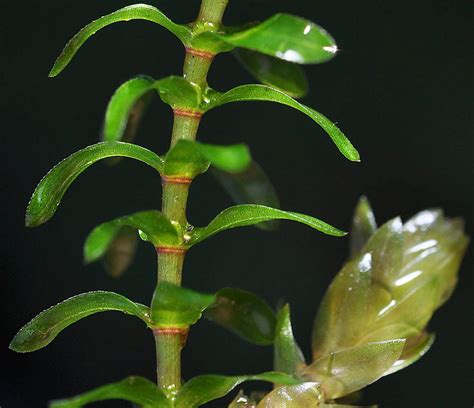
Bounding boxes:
[10,1,469,407]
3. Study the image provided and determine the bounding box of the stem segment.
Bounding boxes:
[152,0,230,396]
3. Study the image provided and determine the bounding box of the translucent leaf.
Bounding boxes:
[257,382,323,407]
[102,76,155,144]
[25,142,164,227]
[217,14,337,64]
[350,197,377,258]
[175,372,300,408]
[303,340,405,399]
[234,49,308,98]
[274,305,306,374]
[101,226,138,278]
[156,76,202,111]
[9,292,150,353]
[84,211,181,267]
[49,376,170,408]
[205,85,359,162]
[213,161,280,231]
[189,205,346,246]
[49,4,191,77]
[150,282,215,327]
[164,140,251,179]
[205,288,276,345]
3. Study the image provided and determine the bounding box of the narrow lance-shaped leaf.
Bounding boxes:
[164,140,251,179]
[205,288,277,345]
[205,85,360,162]
[274,305,306,374]
[49,376,170,408]
[350,196,377,257]
[150,282,216,326]
[10,292,150,353]
[234,49,309,98]
[216,13,337,64]
[303,340,405,399]
[213,161,280,231]
[50,4,191,77]
[175,372,300,408]
[26,142,163,227]
[102,76,156,144]
[84,210,181,267]
[189,204,346,246]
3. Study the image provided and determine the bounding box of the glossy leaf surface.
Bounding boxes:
[26,142,163,227]
[175,372,299,408]
[350,196,377,257]
[50,4,190,77]
[150,282,215,327]
[205,288,276,345]
[228,391,256,407]
[49,376,170,408]
[274,305,306,374]
[213,161,280,231]
[303,340,405,399]
[10,292,149,352]
[156,76,202,111]
[102,76,155,144]
[218,14,337,64]
[257,382,323,407]
[84,211,180,265]
[189,204,346,246]
[206,85,359,162]
[234,49,308,98]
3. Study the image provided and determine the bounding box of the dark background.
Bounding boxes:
[1,0,472,407]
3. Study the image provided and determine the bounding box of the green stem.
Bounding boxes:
[151,0,230,395]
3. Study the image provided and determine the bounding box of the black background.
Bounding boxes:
[1,0,472,407]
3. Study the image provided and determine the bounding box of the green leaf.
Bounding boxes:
[175,372,300,408]
[256,382,323,407]
[156,76,202,111]
[217,14,337,64]
[10,292,150,353]
[100,226,138,278]
[150,282,215,327]
[84,211,180,263]
[25,142,163,227]
[234,49,308,98]
[189,204,346,246]
[384,332,435,375]
[303,340,405,399]
[49,4,191,77]
[164,140,251,179]
[49,376,170,408]
[213,161,280,231]
[206,85,360,162]
[102,76,155,144]
[274,305,306,374]
[205,288,276,345]
[350,196,377,258]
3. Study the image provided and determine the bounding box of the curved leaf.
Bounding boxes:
[10,292,150,353]
[206,85,360,162]
[50,4,190,77]
[205,288,276,345]
[84,210,180,265]
[213,161,280,231]
[303,340,405,399]
[150,282,215,326]
[164,140,251,179]
[217,14,337,64]
[257,382,323,407]
[156,76,202,111]
[189,204,346,246]
[100,226,138,278]
[26,142,163,227]
[234,49,308,98]
[274,305,306,374]
[175,372,300,408]
[350,196,377,258]
[49,376,170,408]
[102,76,156,144]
